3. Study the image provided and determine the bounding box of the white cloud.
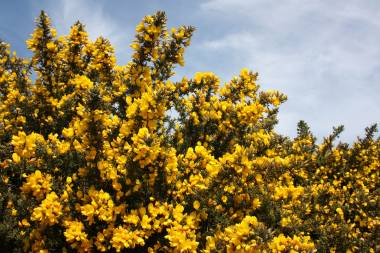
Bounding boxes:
[202,31,258,50]
[199,0,380,142]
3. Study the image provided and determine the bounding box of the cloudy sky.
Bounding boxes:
[1,0,379,142]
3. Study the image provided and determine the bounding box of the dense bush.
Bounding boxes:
[0,11,379,252]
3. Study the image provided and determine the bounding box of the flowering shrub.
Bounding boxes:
[0,11,379,252]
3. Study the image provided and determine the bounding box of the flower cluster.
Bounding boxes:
[20,170,52,200]
[0,10,379,253]
[31,192,62,226]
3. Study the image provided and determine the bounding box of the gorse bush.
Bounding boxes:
[0,11,379,253]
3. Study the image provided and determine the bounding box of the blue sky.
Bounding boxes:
[1,0,379,142]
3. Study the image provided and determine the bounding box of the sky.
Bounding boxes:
[1,0,379,143]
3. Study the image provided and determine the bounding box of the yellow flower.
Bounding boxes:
[336,207,344,220]
[12,153,21,163]
[57,141,70,154]
[46,41,56,51]
[21,170,52,200]
[110,226,145,251]
[31,192,62,225]
[64,220,88,244]
[21,219,30,227]
[193,200,200,210]
[240,68,250,79]
[62,127,74,138]
[252,198,261,210]
[72,75,93,90]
